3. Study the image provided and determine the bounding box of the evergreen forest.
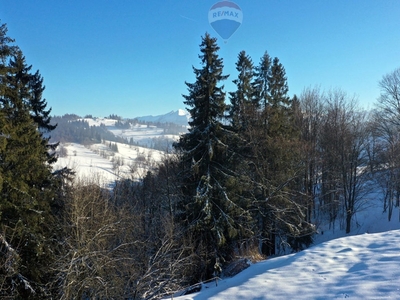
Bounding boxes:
[1,23,400,299]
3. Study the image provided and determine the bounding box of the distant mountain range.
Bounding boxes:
[136,109,190,126]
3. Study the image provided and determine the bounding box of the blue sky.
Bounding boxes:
[1,0,399,118]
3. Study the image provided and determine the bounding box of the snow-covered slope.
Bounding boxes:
[174,229,400,299]
[53,110,400,299]
[81,112,187,148]
[54,142,166,187]
[170,183,400,299]
[82,117,165,145]
[136,109,190,126]
[52,110,189,186]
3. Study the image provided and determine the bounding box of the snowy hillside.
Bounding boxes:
[173,228,400,299]
[168,182,400,300]
[79,110,189,148]
[169,184,400,299]
[84,117,166,148]
[172,194,400,300]
[136,109,190,126]
[51,110,189,186]
[51,110,400,299]
[54,142,166,187]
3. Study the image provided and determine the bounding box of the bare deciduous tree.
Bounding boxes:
[54,163,194,299]
[319,90,370,233]
[371,67,400,221]
[376,67,400,126]
[299,86,325,222]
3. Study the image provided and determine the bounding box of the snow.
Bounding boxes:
[54,142,166,187]
[173,229,400,299]
[53,111,400,299]
[171,186,400,299]
[80,115,184,148]
[83,117,117,127]
[137,109,190,126]
[109,124,165,146]
[178,109,187,116]
[53,110,188,186]
[82,117,165,144]
[54,139,400,299]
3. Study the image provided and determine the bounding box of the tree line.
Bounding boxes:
[50,115,127,145]
[50,114,186,151]
[1,24,400,299]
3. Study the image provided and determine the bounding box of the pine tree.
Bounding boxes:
[0,23,17,79]
[28,70,56,132]
[175,34,251,279]
[267,57,293,137]
[253,51,272,113]
[251,54,313,254]
[226,51,265,258]
[9,50,58,165]
[0,22,59,298]
[228,51,255,131]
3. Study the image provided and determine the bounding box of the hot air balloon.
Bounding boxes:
[208,1,243,42]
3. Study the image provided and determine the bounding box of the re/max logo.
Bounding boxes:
[213,11,239,18]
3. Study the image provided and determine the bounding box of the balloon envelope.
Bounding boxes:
[208,1,243,41]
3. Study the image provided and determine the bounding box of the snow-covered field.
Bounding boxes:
[54,142,167,187]
[170,194,400,300]
[81,109,189,147]
[173,228,400,299]
[84,117,166,147]
[53,111,186,186]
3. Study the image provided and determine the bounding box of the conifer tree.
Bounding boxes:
[228,51,255,131]
[0,22,59,298]
[253,51,272,113]
[9,50,58,165]
[28,70,56,133]
[175,34,251,279]
[251,54,313,254]
[267,57,293,136]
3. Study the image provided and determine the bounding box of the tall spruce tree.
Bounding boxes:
[227,51,268,258]
[267,57,293,136]
[253,51,272,113]
[175,34,251,279]
[0,22,59,298]
[10,50,58,165]
[250,54,313,254]
[228,51,255,131]
[28,70,56,133]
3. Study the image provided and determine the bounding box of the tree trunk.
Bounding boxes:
[345,210,352,234]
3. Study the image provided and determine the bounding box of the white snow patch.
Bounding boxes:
[137,109,190,126]
[54,142,167,187]
[170,181,400,299]
[173,229,400,299]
